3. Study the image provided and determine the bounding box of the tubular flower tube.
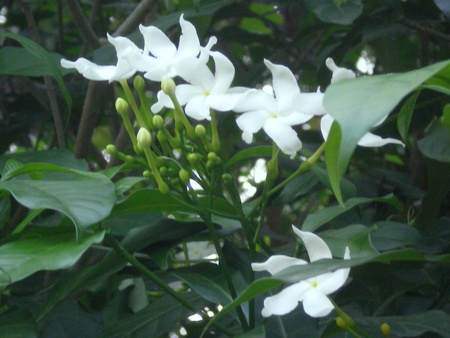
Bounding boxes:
[321,58,404,147]
[252,226,350,318]
[233,59,325,158]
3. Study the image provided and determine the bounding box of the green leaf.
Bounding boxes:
[304,0,363,25]
[272,171,318,205]
[0,309,37,338]
[235,325,265,338]
[370,221,423,251]
[0,227,105,288]
[302,194,402,232]
[101,292,202,338]
[0,46,71,77]
[0,163,116,231]
[417,122,450,162]
[225,146,273,168]
[324,59,450,204]
[0,31,72,112]
[397,91,421,148]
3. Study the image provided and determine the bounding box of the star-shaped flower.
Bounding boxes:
[233,59,325,158]
[252,226,350,318]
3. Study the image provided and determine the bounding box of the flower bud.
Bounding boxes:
[137,128,152,148]
[133,75,145,92]
[179,169,190,184]
[187,153,202,165]
[195,124,206,138]
[161,77,176,96]
[153,115,165,130]
[115,97,129,115]
[106,144,117,155]
[143,170,152,178]
[159,166,168,176]
[125,155,135,164]
[381,323,390,337]
[157,130,167,143]
[159,181,170,194]
[336,317,346,329]
[207,152,218,161]
[222,173,233,184]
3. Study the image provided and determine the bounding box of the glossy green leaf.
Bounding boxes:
[0,309,37,338]
[371,221,423,251]
[302,194,402,232]
[0,163,116,231]
[0,31,72,112]
[236,325,265,338]
[324,59,450,204]
[304,0,363,25]
[417,123,450,162]
[397,91,421,148]
[225,146,273,168]
[0,227,105,288]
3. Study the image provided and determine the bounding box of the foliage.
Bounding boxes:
[0,0,449,337]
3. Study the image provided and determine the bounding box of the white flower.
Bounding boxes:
[252,226,350,318]
[139,14,217,81]
[233,59,325,158]
[175,241,217,262]
[322,58,404,147]
[60,34,150,82]
[152,51,248,120]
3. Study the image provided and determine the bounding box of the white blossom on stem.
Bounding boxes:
[252,226,350,318]
[233,59,325,158]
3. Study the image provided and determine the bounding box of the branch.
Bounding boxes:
[65,0,101,49]
[398,15,450,42]
[113,0,157,36]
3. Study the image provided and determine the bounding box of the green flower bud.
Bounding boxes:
[381,323,390,337]
[153,115,165,130]
[179,169,190,184]
[207,152,218,161]
[159,166,168,176]
[161,77,176,96]
[133,75,145,92]
[336,317,346,329]
[187,153,202,165]
[125,155,135,164]
[222,173,233,184]
[115,97,129,115]
[157,130,167,143]
[137,128,152,148]
[195,124,206,138]
[159,181,170,194]
[106,144,117,155]
[143,170,152,178]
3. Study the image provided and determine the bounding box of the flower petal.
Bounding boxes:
[320,114,334,141]
[177,14,201,60]
[252,255,306,275]
[199,36,217,63]
[177,57,215,88]
[151,90,174,114]
[60,58,116,81]
[278,112,313,126]
[302,288,335,317]
[185,95,211,121]
[233,89,277,113]
[236,110,269,136]
[263,118,302,157]
[139,25,177,60]
[261,282,310,317]
[291,227,332,261]
[264,59,300,110]
[210,51,235,94]
[175,84,204,106]
[291,91,327,116]
[357,132,404,147]
[325,58,356,84]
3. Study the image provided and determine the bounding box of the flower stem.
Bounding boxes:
[120,80,148,129]
[210,109,221,152]
[104,234,234,337]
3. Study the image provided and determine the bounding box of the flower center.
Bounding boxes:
[203,90,211,97]
[270,112,278,118]
[310,280,318,289]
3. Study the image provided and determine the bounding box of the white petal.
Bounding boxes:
[139,25,177,60]
[208,92,246,112]
[278,112,313,126]
[302,288,335,317]
[292,91,327,116]
[261,282,310,317]
[357,132,404,147]
[320,114,334,141]
[177,57,215,89]
[177,14,201,60]
[291,227,332,261]
[251,255,306,275]
[176,84,204,106]
[325,58,356,84]
[185,95,211,121]
[264,59,300,110]
[60,58,116,81]
[199,36,217,63]
[210,51,235,94]
[263,118,302,157]
[233,90,277,113]
[242,131,253,144]
[151,90,174,114]
[236,110,269,134]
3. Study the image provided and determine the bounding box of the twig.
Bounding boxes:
[113,0,157,36]
[20,0,66,149]
[398,15,450,42]
[65,0,101,49]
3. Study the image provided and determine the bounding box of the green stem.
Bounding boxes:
[12,208,44,234]
[210,109,220,152]
[120,80,148,129]
[167,91,196,139]
[105,234,234,337]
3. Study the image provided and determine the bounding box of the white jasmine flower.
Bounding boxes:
[152,51,248,120]
[139,14,217,81]
[252,226,350,318]
[233,60,325,158]
[322,58,404,147]
[174,241,217,262]
[60,34,150,82]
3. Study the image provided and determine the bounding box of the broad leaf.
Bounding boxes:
[324,59,450,204]
[305,0,363,25]
[0,309,37,338]
[0,227,105,288]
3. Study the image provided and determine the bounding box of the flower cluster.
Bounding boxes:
[61,14,402,159]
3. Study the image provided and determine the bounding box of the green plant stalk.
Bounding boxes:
[118,110,139,154]
[330,297,371,338]
[105,234,234,337]
[142,146,169,194]
[210,109,221,152]
[120,80,148,129]
[167,91,196,138]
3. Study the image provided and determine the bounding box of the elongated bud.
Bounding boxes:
[336,317,346,329]
[133,75,145,92]
[115,97,129,115]
[153,115,165,130]
[381,323,390,337]
[179,169,190,184]
[161,77,176,96]
[137,128,152,148]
